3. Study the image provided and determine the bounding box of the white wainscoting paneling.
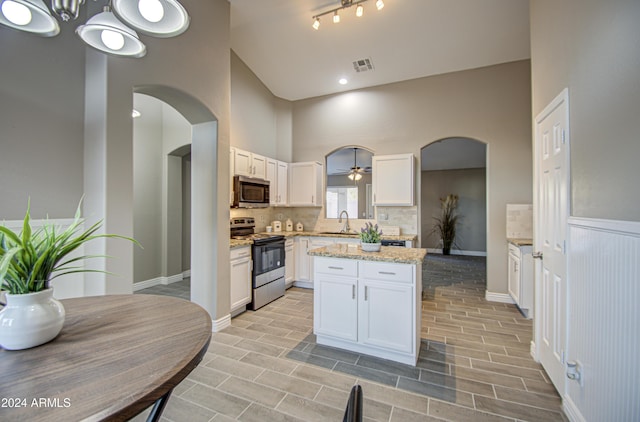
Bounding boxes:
[566,217,640,421]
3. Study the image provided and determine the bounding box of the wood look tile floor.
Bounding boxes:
[135,255,565,422]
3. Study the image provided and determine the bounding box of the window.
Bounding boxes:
[326,186,358,218]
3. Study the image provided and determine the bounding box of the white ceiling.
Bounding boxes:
[229,0,531,101]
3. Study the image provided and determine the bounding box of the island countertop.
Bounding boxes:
[308,243,426,265]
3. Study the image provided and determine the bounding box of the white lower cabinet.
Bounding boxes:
[285,238,295,288]
[359,279,413,354]
[294,237,334,289]
[230,246,252,314]
[314,274,358,341]
[507,242,533,318]
[313,256,420,365]
[294,237,311,286]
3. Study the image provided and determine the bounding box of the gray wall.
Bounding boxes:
[421,168,487,252]
[531,0,640,221]
[0,12,86,219]
[291,60,533,295]
[133,94,164,283]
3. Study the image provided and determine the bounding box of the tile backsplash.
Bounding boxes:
[506,204,533,239]
[230,205,417,235]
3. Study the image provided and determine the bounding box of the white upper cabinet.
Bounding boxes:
[232,147,266,179]
[289,161,323,207]
[266,158,289,206]
[372,153,414,206]
[266,158,278,205]
[276,161,289,206]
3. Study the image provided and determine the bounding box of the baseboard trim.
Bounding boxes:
[293,281,313,289]
[485,291,515,304]
[164,273,184,285]
[426,248,487,257]
[182,269,191,278]
[563,394,586,422]
[133,277,163,291]
[133,273,187,291]
[212,314,231,332]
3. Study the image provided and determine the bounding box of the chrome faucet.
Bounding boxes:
[339,210,350,233]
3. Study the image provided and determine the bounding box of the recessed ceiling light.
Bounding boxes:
[339,78,348,85]
[132,109,141,118]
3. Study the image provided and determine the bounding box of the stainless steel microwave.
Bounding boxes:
[232,175,270,208]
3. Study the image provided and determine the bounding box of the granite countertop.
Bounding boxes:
[230,239,253,249]
[307,243,427,265]
[508,238,533,246]
[230,231,418,249]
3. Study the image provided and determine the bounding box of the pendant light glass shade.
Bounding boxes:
[0,0,59,36]
[112,0,189,38]
[76,8,146,58]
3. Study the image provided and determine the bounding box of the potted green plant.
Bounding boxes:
[359,222,383,252]
[0,201,138,350]
[431,194,459,255]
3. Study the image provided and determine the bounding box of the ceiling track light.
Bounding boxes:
[0,0,190,57]
[311,0,385,30]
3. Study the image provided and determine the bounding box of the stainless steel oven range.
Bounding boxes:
[230,217,285,310]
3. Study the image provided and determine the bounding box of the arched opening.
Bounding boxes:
[324,145,375,220]
[420,137,488,292]
[131,87,223,320]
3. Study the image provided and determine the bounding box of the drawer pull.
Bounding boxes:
[352,285,356,299]
[378,271,396,275]
[328,266,344,270]
[364,286,368,301]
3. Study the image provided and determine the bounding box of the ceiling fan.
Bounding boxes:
[335,148,371,181]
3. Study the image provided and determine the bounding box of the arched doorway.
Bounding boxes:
[131,87,225,324]
[132,94,192,294]
[420,137,488,291]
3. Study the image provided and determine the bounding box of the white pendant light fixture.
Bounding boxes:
[76,6,146,58]
[0,0,59,36]
[1,0,190,58]
[112,0,189,38]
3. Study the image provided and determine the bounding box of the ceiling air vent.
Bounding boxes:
[352,57,374,73]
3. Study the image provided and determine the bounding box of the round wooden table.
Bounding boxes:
[0,294,212,421]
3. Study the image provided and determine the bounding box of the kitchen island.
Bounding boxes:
[308,244,426,365]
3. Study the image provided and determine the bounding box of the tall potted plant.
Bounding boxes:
[432,194,459,255]
[0,201,138,350]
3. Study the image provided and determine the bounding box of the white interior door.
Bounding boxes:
[534,88,570,393]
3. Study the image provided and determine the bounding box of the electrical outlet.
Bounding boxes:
[259,215,265,223]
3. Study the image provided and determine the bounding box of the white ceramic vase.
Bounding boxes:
[0,288,65,350]
[361,242,382,252]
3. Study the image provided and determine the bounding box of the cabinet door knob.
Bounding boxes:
[533,251,543,259]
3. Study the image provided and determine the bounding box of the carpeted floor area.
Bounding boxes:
[422,253,486,300]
